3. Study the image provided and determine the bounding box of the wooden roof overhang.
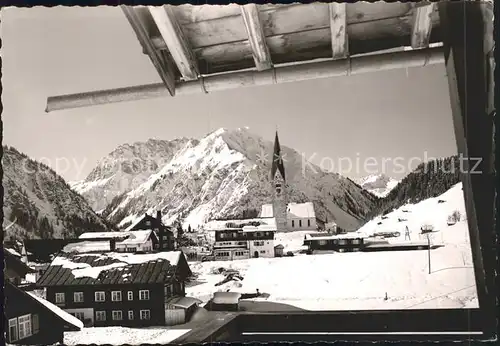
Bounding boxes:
[46,2,444,112]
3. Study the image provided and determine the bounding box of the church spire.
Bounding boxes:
[271,130,286,181]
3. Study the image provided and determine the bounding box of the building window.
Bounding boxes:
[260,250,266,254]
[8,318,18,342]
[95,311,106,321]
[112,311,123,321]
[18,315,32,340]
[74,292,84,303]
[292,220,295,228]
[32,314,39,334]
[55,292,65,304]
[127,291,133,301]
[163,236,168,240]
[126,247,137,252]
[72,312,85,321]
[308,219,311,227]
[128,311,134,320]
[95,291,106,302]
[299,220,302,227]
[140,310,151,320]
[111,291,122,302]
[165,284,172,296]
[145,220,151,226]
[139,290,150,300]
[318,240,327,246]
[253,241,264,246]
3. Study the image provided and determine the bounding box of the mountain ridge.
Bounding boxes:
[75,128,377,231]
[2,145,114,242]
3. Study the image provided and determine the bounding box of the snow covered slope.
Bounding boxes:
[186,183,477,310]
[78,128,377,231]
[2,146,111,242]
[357,174,399,198]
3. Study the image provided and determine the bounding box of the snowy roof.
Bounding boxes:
[260,202,316,218]
[37,251,189,287]
[241,219,277,232]
[166,296,202,309]
[27,291,84,329]
[204,217,276,231]
[304,233,364,241]
[62,241,111,253]
[79,231,131,240]
[5,247,21,257]
[213,291,241,304]
[117,230,153,245]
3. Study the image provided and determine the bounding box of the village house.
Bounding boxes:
[303,233,364,253]
[79,230,159,253]
[206,218,276,260]
[35,250,194,327]
[4,248,36,286]
[274,244,285,257]
[125,211,175,251]
[5,281,83,345]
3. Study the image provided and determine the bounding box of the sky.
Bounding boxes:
[1,6,458,183]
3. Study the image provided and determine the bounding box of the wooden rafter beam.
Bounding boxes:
[121,6,176,96]
[148,5,199,81]
[411,2,435,49]
[240,4,273,71]
[46,47,444,112]
[329,3,348,60]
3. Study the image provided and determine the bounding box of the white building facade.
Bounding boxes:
[260,202,319,232]
[207,218,276,261]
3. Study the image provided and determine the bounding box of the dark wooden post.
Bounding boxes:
[427,233,431,274]
[437,0,495,337]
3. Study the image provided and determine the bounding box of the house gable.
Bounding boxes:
[5,281,82,332]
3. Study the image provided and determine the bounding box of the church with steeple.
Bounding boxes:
[260,131,322,232]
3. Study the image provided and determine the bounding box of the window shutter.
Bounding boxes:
[32,314,40,334]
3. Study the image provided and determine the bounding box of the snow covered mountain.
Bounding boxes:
[71,138,193,213]
[356,174,399,198]
[76,128,377,231]
[2,146,112,242]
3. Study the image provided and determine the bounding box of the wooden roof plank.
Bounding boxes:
[240,4,273,71]
[329,3,349,59]
[411,2,436,49]
[121,6,177,95]
[148,5,200,81]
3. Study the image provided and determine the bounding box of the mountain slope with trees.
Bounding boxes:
[2,146,115,243]
[365,155,461,221]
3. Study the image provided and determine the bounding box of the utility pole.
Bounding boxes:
[427,233,431,274]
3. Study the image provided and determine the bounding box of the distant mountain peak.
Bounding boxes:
[357,174,399,198]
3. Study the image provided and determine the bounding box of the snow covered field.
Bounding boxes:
[64,327,190,345]
[186,183,478,310]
